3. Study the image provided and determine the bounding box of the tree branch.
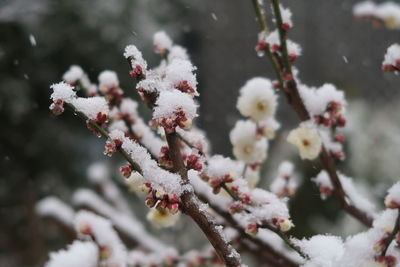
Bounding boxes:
[251,0,373,227]
[165,131,242,267]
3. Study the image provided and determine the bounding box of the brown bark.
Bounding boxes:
[165,131,242,267]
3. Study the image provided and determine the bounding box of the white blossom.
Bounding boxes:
[146,208,180,228]
[287,123,322,160]
[230,120,268,164]
[237,77,277,122]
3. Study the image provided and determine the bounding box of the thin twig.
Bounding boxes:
[65,103,142,173]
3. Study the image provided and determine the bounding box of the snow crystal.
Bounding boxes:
[109,120,128,133]
[71,96,109,120]
[98,70,119,88]
[294,235,344,267]
[153,31,173,53]
[168,45,189,61]
[249,188,290,221]
[45,241,98,267]
[299,83,346,117]
[29,34,37,46]
[353,1,376,17]
[121,137,184,195]
[62,65,84,84]
[280,4,293,28]
[164,58,198,94]
[385,181,400,208]
[131,118,166,157]
[50,82,76,103]
[153,89,198,120]
[87,162,108,183]
[73,189,167,253]
[123,45,148,70]
[36,196,75,226]
[383,44,400,67]
[74,210,127,265]
[205,155,243,179]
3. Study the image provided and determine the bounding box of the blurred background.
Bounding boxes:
[1,0,400,266]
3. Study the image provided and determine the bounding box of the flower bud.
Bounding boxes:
[141,183,152,194]
[277,219,293,232]
[120,165,133,178]
[145,196,157,208]
[245,223,259,236]
[168,203,180,214]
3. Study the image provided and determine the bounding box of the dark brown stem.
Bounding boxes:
[165,131,242,267]
[381,209,400,257]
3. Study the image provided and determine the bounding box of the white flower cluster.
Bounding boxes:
[353,1,400,29]
[382,43,400,72]
[230,120,268,164]
[231,77,280,165]
[270,161,299,198]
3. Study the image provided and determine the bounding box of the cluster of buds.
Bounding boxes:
[158,146,174,169]
[99,85,123,105]
[255,40,269,57]
[228,201,245,214]
[129,65,145,80]
[152,108,193,133]
[50,99,65,115]
[175,80,198,96]
[104,136,123,156]
[144,185,181,215]
[137,86,158,106]
[201,172,235,194]
[185,154,203,171]
[314,101,346,128]
[120,164,133,178]
[375,255,397,267]
[87,111,109,137]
